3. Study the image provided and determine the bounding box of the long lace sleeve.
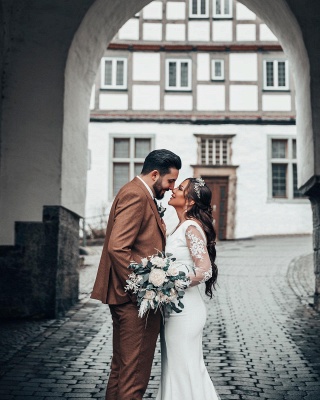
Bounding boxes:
[185,224,212,287]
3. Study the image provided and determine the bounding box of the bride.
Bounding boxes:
[155,177,220,400]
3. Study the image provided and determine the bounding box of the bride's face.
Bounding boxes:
[168,179,189,209]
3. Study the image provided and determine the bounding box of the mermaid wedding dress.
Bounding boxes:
[155,220,221,400]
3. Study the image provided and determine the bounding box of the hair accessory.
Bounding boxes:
[194,177,205,198]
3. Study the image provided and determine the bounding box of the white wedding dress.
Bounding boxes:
[155,220,221,400]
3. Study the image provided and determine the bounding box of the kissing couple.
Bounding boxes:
[91,149,220,400]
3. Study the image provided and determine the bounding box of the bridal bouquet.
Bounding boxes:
[125,251,190,318]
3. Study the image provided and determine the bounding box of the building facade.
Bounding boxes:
[86,0,312,239]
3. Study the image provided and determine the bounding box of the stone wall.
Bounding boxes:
[0,206,80,319]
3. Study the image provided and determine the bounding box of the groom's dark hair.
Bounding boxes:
[141,149,181,176]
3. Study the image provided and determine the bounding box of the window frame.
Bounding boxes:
[196,134,234,166]
[109,134,155,199]
[189,0,209,18]
[101,57,128,90]
[211,59,225,81]
[213,0,233,19]
[263,59,289,91]
[268,136,306,202]
[165,59,192,91]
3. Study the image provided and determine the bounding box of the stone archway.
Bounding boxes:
[64,0,318,307]
[0,0,318,317]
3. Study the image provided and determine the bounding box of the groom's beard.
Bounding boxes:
[153,178,166,200]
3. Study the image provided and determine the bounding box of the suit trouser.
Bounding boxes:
[106,302,161,400]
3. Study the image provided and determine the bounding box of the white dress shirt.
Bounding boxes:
[137,175,154,200]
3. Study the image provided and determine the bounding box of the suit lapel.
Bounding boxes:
[132,177,166,238]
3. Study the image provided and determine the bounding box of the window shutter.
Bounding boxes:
[116,60,124,86]
[215,0,221,15]
[278,61,286,87]
[114,164,129,196]
[169,62,177,87]
[180,62,189,87]
[192,0,198,14]
[104,60,112,86]
[266,62,274,87]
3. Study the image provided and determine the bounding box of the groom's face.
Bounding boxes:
[153,168,179,200]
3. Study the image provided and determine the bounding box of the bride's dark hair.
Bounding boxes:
[184,178,218,298]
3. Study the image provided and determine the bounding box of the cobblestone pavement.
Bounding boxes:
[1,236,320,400]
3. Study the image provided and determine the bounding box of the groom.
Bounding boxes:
[91,149,181,400]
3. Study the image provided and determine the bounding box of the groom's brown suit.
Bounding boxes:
[91,177,165,400]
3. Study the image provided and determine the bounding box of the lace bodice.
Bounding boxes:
[166,220,212,286]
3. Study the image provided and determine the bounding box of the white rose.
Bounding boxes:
[144,290,156,300]
[141,257,148,267]
[151,256,166,268]
[166,265,179,277]
[149,268,166,287]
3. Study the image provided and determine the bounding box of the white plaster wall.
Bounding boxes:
[197,54,210,81]
[229,54,258,81]
[166,2,186,20]
[230,85,258,111]
[236,24,256,41]
[197,85,225,111]
[143,1,163,19]
[236,3,256,20]
[232,124,312,238]
[86,124,110,219]
[188,21,210,41]
[99,93,128,110]
[260,24,277,41]
[262,95,291,112]
[164,95,193,110]
[238,0,314,186]
[132,85,160,110]
[213,21,233,41]
[86,122,312,237]
[143,23,162,41]
[166,24,186,41]
[133,53,161,81]
[118,19,139,40]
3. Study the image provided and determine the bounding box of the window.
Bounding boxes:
[213,0,233,18]
[270,137,304,199]
[263,60,289,90]
[211,60,225,80]
[111,136,154,197]
[189,0,209,18]
[101,57,127,90]
[166,59,192,91]
[198,136,232,165]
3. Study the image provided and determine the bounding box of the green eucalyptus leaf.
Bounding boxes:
[178,301,184,309]
[171,303,182,313]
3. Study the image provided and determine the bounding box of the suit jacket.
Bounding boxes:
[91,177,166,305]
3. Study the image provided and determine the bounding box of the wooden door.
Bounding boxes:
[204,177,229,240]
